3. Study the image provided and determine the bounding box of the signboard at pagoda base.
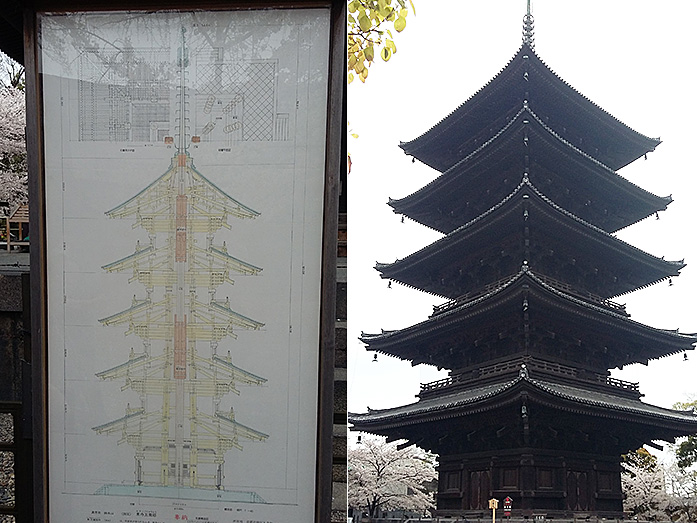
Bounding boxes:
[488,498,499,523]
[504,496,512,516]
[40,8,330,523]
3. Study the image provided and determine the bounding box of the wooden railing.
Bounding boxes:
[432,275,516,316]
[420,356,639,395]
[431,272,628,318]
[603,375,640,392]
[533,273,627,315]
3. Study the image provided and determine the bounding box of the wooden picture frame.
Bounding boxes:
[25,2,344,521]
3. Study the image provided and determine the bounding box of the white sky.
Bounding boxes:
[347,0,697,451]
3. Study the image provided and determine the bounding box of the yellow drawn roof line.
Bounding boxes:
[106,166,174,216]
[208,300,264,329]
[207,246,262,273]
[215,411,268,440]
[102,245,155,271]
[92,408,146,432]
[211,355,267,383]
[96,354,148,378]
[99,299,151,324]
[189,165,259,217]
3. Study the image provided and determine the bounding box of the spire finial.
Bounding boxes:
[522,0,535,50]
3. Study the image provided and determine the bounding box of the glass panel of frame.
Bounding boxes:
[39,9,330,522]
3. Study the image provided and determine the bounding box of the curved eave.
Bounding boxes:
[214,412,269,440]
[399,45,527,164]
[391,105,669,235]
[400,44,659,172]
[530,378,697,427]
[207,245,263,274]
[526,269,697,352]
[106,154,259,219]
[189,163,259,218]
[106,165,174,217]
[525,49,661,170]
[360,269,696,363]
[349,378,521,427]
[102,245,155,271]
[349,374,697,432]
[211,355,267,384]
[98,299,151,325]
[360,270,525,351]
[379,179,684,299]
[525,106,668,228]
[207,301,264,329]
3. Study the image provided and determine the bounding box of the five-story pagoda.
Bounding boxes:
[349,6,697,519]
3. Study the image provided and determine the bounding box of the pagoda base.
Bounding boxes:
[94,484,266,503]
[435,448,623,519]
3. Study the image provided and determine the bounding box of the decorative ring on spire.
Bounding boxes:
[522,13,535,50]
[522,0,535,50]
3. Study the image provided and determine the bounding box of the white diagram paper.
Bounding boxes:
[41,9,329,523]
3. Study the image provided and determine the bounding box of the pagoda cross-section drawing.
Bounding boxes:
[349,6,697,519]
[93,28,267,497]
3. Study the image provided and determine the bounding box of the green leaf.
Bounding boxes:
[358,13,372,32]
[364,45,375,62]
[381,47,392,61]
[348,72,355,84]
[394,16,406,32]
[409,0,416,15]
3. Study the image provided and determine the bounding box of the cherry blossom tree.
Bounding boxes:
[622,448,670,521]
[348,434,436,518]
[0,51,24,91]
[0,85,27,218]
[662,463,697,522]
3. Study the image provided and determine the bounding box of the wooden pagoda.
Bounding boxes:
[349,10,697,520]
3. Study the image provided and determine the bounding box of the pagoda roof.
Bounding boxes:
[95,407,267,448]
[98,294,263,343]
[379,179,684,299]
[399,44,660,173]
[390,106,670,234]
[348,371,697,437]
[361,268,697,370]
[106,153,258,221]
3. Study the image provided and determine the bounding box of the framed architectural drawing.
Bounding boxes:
[27,3,343,522]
